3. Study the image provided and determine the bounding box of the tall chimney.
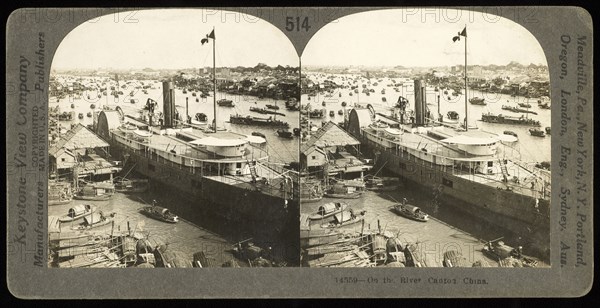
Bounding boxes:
[414,79,427,126]
[162,81,174,127]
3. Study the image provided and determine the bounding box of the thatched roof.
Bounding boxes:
[301,121,359,153]
[49,124,109,156]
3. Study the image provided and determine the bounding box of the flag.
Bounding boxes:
[201,30,215,45]
[452,27,467,42]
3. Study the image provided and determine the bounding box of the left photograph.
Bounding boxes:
[47,9,300,268]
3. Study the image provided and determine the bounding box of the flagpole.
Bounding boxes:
[464,25,468,131]
[213,27,217,132]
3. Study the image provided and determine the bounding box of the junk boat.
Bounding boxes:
[140,202,179,223]
[58,204,96,223]
[528,127,545,137]
[230,114,289,128]
[481,113,541,126]
[308,202,350,220]
[393,199,429,222]
[469,97,486,105]
[346,78,550,254]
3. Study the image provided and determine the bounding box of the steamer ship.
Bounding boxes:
[93,29,299,263]
[345,27,550,257]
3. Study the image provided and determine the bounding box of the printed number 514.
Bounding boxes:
[285,17,310,32]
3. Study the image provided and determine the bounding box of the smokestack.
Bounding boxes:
[162,81,174,127]
[414,79,427,126]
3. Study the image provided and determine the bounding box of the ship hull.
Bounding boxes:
[109,141,300,264]
[358,134,550,258]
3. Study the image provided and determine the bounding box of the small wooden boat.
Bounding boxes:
[276,129,294,139]
[251,131,266,139]
[338,110,344,115]
[324,192,362,199]
[518,102,532,108]
[217,99,234,107]
[469,97,486,105]
[90,104,96,109]
[503,130,518,138]
[140,205,179,223]
[308,202,350,220]
[265,104,279,110]
[528,127,545,137]
[87,112,92,118]
[329,110,335,117]
[322,209,367,228]
[58,204,95,223]
[71,211,114,230]
[545,127,551,135]
[393,199,429,222]
[78,113,84,119]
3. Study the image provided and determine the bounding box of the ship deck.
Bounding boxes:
[113,127,269,163]
[453,160,550,198]
[205,162,292,199]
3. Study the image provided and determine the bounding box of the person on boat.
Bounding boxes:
[403,198,408,205]
[152,200,158,207]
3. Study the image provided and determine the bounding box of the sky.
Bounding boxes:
[302,9,548,67]
[52,9,299,70]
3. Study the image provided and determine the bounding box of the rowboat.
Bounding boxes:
[393,199,429,222]
[308,202,349,220]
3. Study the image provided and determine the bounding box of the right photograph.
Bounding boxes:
[299,9,551,268]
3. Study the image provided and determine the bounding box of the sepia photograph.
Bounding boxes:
[299,9,551,268]
[46,9,301,268]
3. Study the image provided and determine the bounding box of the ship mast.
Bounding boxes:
[463,25,468,131]
[212,27,217,132]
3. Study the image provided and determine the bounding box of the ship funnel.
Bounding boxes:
[162,81,175,128]
[414,79,427,126]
